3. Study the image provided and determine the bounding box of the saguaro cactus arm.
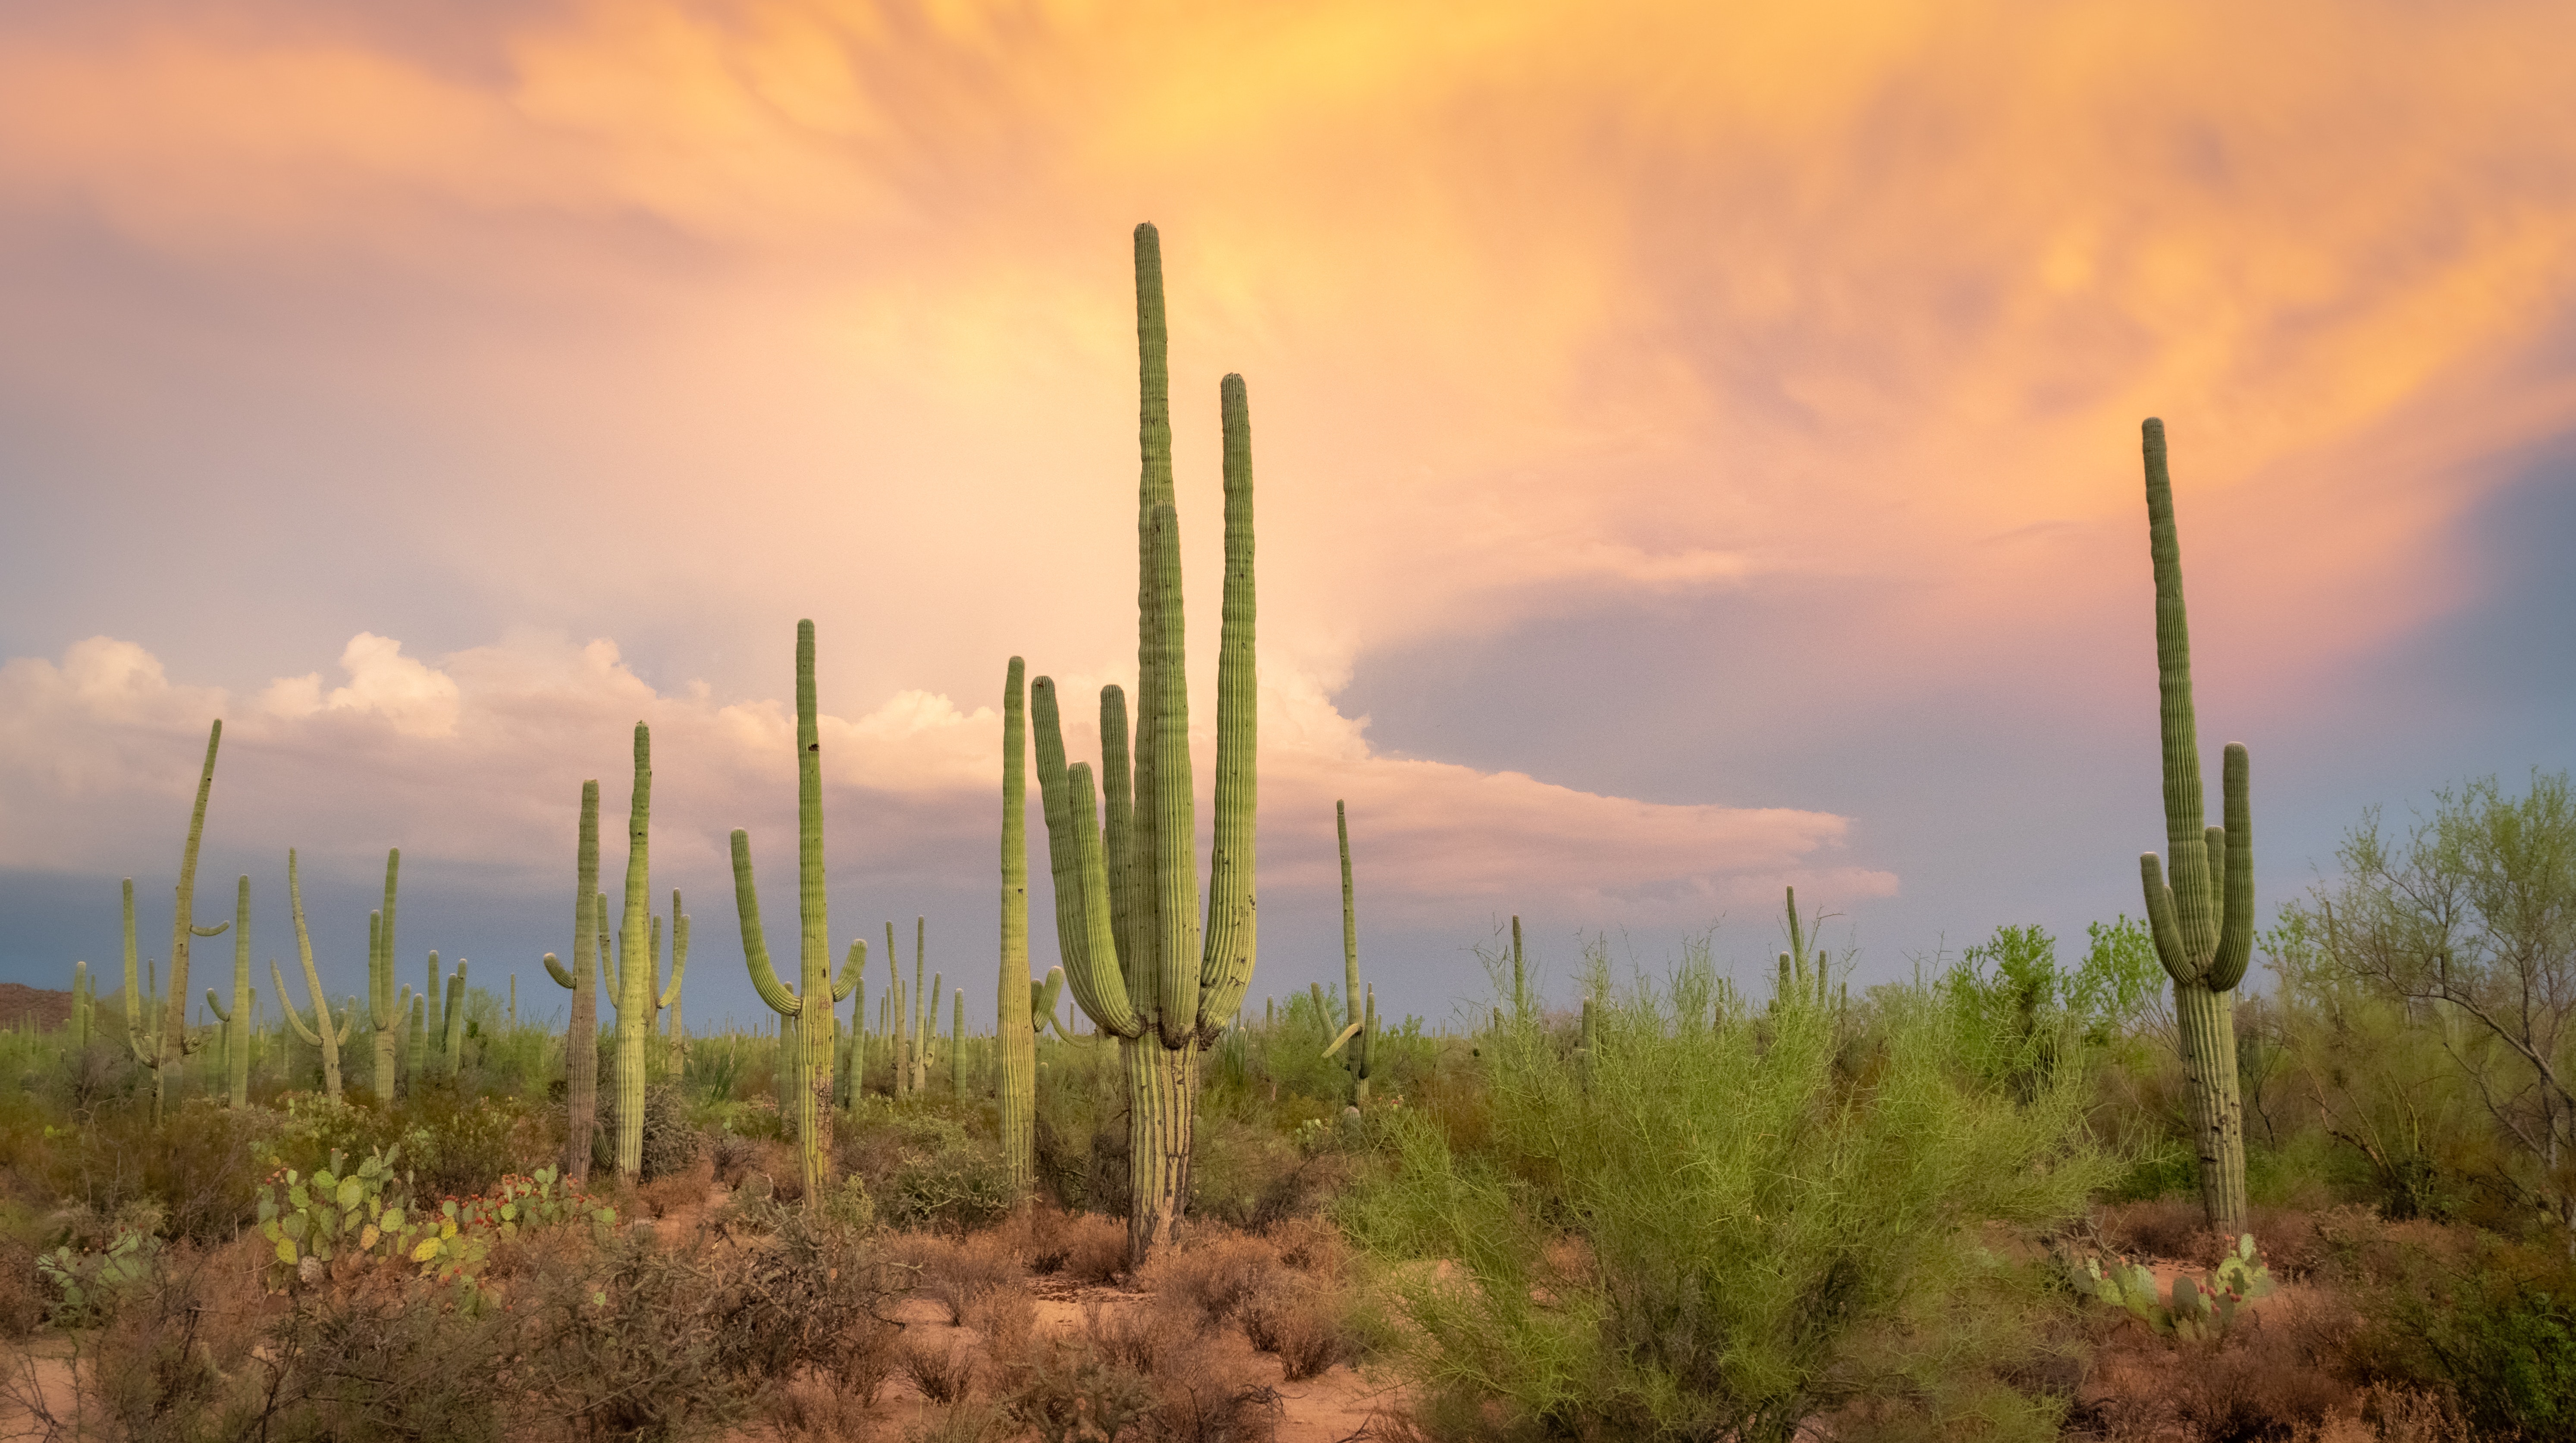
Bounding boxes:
[272,962,317,1041]
[733,830,804,1019]
[659,891,690,1010]
[1030,677,1144,1038]
[834,940,865,1003]
[1197,372,1259,1036]
[439,962,468,1055]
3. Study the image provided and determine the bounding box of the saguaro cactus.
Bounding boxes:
[365,850,403,1101]
[912,921,930,1094]
[542,782,602,1179]
[1027,218,1259,1260]
[662,890,690,1056]
[998,655,1039,1195]
[731,620,863,1203]
[440,959,468,1073]
[277,850,354,1100]
[125,721,226,1121]
[610,724,656,1179]
[1321,802,1375,1105]
[2134,418,2253,1235]
[201,875,254,1107]
[70,960,91,1050]
[885,922,907,1098]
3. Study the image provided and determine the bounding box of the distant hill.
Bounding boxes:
[0,984,73,1030]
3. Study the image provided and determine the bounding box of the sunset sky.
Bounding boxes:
[4,0,2573,1028]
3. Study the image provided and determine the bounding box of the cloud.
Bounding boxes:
[4,0,2573,708]
[0,632,1871,928]
[261,633,462,736]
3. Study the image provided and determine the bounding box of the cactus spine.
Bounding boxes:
[541,782,601,1180]
[2134,418,2253,1235]
[999,656,1037,1194]
[731,620,863,1204]
[1027,220,1258,1259]
[277,850,353,1100]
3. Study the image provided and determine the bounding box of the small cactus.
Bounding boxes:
[2065,1234,2274,1342]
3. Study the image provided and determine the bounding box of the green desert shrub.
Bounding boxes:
[592,1081,702,1183]
[1348,948,2113,1443]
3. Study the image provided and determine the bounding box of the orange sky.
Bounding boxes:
[4,0,2574,1012]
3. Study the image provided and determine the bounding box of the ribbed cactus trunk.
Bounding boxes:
[733,621,860,1205]
[1001,654,1037,1192]
[368,850,401,1103]
[400,990,424,1092]
[1026,222,1258,1262]
[2134,418,2253,1237]
[615,724,653,1180]
[423,951,446,1079]
[70,961,90,1050]
[280,849,350,1101]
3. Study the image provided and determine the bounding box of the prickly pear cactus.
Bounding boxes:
[2065,1233,2274,1343]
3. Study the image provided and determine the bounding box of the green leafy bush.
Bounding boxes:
[1349,952,2112,1443]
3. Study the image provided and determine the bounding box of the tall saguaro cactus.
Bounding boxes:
[612,724,656,1179]
[366,850,402,1101]
[1029,221,1258,1259]
[732,621,863,1203]
[277,849,353,1100]
[542,782,602,1179]
[998,657,1039,1195]
[126,721,226,1122]
[2134,418,2253,1236]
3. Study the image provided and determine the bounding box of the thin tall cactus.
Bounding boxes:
[731,620,863,1203]
[201,875,254,1107]
[912,921,930,1094]
[542,781,602,1180]
[125,721,226,1122]
[1321,802,1375,1106]
[662,889,690,1060]
[276,849,353,1100]
[1027,219,1259,1260]
[69,959,91,1050]
[440,959,468,1073]
[998,657,1038,1195]
[611,724,655,1179]
[2134,418,2254,1235]
[365,849,402,1101]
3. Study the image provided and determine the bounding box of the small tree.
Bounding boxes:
[2303,771,2576,1236]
